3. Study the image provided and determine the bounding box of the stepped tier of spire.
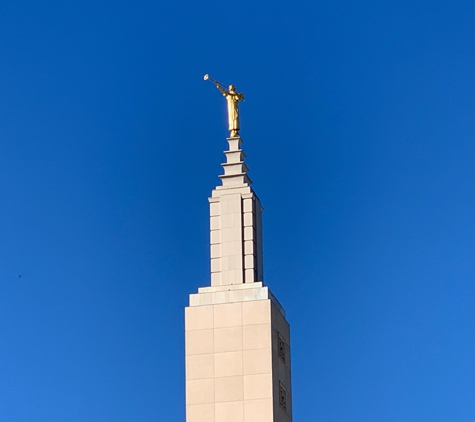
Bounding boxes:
[218,137,252,187]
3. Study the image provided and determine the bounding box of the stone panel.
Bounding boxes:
[215,351,243,377]
[210,230,221,244]
[244,268,255,283]
[186,329,213,355]
[210,216,221,230]
[221,227,239,242]
[221,213,240,228]
[243,227,253,241]
[243,198,253,212]
[210,202,220,217]
[214,302,242,328]
[187,403,215,422]
[242,300,270,325]
[243,373,272,400]
[185,305,214,331]
[186,354,214,380]
[220,194,242,214]
[243,212,253,227]
[243,349,272,375]
[243,324,271,350]
[221,241,240,256]
[186,378,215,404]
[244,255,255,269]
[215,401,244,422]
[215,376,244,402]
[243,398,273,422]
[211,258,221,273]
[211,272,222,286]
[211,244,221,259]
[214,326,243,353]
[244,240,254,255]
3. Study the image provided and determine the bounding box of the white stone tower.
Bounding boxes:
[184,135,293,422]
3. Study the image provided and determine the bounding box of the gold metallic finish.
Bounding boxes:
[204,74,245,138]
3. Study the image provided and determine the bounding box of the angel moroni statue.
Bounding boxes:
[204,74,245,137]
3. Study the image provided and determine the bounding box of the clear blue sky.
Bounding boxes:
[1,0,475,421]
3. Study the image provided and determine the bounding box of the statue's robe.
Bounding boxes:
[225,93,240,131]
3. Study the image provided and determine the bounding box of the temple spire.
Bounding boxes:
[184,78,293,422]
[209,135,263,286]
[218,136,252,188]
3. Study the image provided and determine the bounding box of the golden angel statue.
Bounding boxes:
[204,74,245,138]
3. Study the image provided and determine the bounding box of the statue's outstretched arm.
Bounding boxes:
[216,84,228,96]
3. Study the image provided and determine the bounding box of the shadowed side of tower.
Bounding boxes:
[184,136,292,422]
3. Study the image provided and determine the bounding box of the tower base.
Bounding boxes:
[185,283,292,422]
